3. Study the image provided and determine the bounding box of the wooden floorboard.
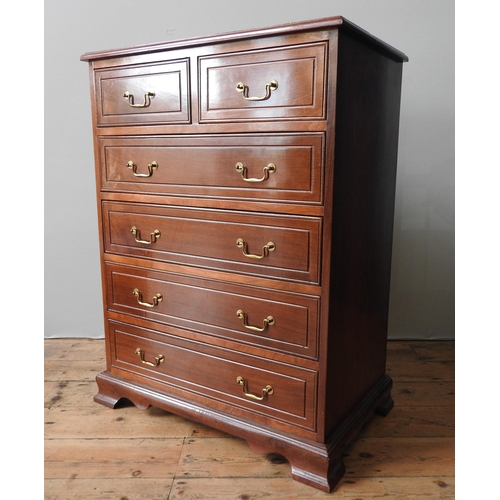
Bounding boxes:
[44,339,455,499]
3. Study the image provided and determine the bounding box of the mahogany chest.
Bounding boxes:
[81,16,407,492]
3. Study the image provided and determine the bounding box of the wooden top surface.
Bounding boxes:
[80,16,408,62]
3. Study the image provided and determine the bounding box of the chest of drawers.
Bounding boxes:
[81,16,407,492]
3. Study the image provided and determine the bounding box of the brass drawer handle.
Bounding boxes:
[236,376,274,401]
[235,162,276,183]
[236,238,275,259]
[133,288,163,308]
[123,91,155,108]
[130,226,161,245]
[126,160,158,178]
[235,80,278,101]
[237,309,275,332]
[135,348,164,367]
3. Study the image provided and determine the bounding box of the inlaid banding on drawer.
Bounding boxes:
[95,59,190,126]
[102,201,322,284]
[109,321,317,430]
[199,42,327,122]
[99,134,324,204]
[105,263,319,359]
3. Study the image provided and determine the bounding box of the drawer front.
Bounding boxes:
[95,60,190,126]
[99,134,324,204]
[199,42,327,122]
[105,263,319,359]
[109,320,317,430]
[103,201,322,284]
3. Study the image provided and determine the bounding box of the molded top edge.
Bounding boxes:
[80,16,408,62]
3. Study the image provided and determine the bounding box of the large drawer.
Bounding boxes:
[199,42,327,122]
[98,134,324,204]
[102,201,322,284]
[108,320,317,430]
[94,59,190,126]
[105,262,319,359]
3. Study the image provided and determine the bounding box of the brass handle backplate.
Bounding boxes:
[130,226,161,245]
[235,162,276,183]
[135,348,164,367]
[133,288,163,308]
[236,80,278,101]
[236,238,275,259]
[236,376,273,401]
[127,160,158,178]
[123,91,155,108]
[237,309,275,332]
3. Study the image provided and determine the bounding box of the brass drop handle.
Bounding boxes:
[236,376,274,401]
[236,80,278,101]
[236,238,275,259]
[127,160,158,178]
[133,288,163,308]
[237,309,275,332]
[135,348,164,367]
[130,226,161,245]
[235,162,276,183]
[123,91,155,108]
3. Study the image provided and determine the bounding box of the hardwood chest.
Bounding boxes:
[81,16,407,492]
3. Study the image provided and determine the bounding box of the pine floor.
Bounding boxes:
[44,339,454,499]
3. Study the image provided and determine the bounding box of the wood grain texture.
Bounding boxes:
[81,19,410,493]
[99,134,325,203]
[44,339,455,499]
[95,60,191,126]
[104,262,320,359]
[199,42,327,122]
[102,202,322,284]
[322,26,406,436]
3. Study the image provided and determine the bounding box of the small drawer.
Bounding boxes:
[199,42,327,122]
[99,134,324,204]
[102,201,322,284]
[105,262,319,359]
[94,59,190,126]
[108,320,317,430]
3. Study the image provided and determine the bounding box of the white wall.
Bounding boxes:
[44,0,455,339]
